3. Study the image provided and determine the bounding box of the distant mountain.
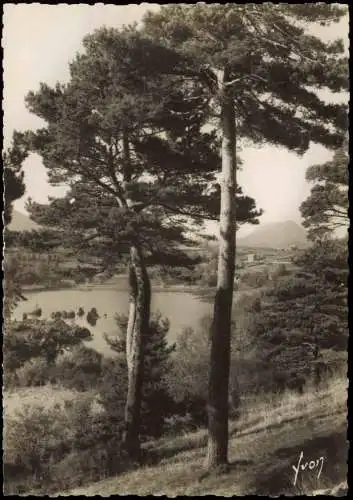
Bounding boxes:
[7,210,40,232]
[237,220,309,249]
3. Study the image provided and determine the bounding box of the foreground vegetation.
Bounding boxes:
[63,377,347,497]
[4,375,346,496]
[3,234,347,496]
[3,254,347,495]
[4,224,347,496]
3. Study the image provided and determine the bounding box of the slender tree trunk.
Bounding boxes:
[123,243,151,460]
[121,130,151,460]
[206,68,236,471]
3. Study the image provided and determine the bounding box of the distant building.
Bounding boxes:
[247,253,255,263]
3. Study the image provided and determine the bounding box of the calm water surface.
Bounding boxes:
[13,284,212,356]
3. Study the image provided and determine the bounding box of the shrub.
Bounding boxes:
[235,293,262,313]
[240,269,269,288]
[5,318,92,370]
[165,314,247,428]
[272,262,288,278]
[77,307,85,317]
[50,441,128,492]
[86,307,99,326]
[3,396,127,495]
[3,404,71,494]
[15,357,52,387]
[97,358,128,434]
[53,345,103,391]
[246,261,347,394]
[165,319,210,427]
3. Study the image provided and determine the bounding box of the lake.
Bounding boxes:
[13,282,212,356]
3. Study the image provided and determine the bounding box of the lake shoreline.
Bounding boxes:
[21,280,213,297]
[15,286,214,354]
[20,282,260,302]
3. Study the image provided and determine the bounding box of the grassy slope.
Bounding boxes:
[56,377,347,497]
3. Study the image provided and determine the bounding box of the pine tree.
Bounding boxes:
[300,139,349,241]
[3,133,28,318]
[20,26,261,460]
[3,132,27,227]
[142,4,348,469]
[104,311,176,439]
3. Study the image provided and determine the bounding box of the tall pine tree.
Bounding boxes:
[300,139,349,241]
[142,4,348,469]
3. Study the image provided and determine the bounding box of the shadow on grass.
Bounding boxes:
[235,408,345,441]
[142,429,256,476]
[249,429,347,496]
[142,433,208,467]
[228,459,255,470]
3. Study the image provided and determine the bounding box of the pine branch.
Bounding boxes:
[144,201,218,221]
[224,76,247,88]
[71,159,121,202]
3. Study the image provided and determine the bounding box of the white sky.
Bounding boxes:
[2,4,349,237]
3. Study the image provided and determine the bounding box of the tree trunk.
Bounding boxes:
[123,243,151,460]
[206,69,236,471]
[120,130,151,460]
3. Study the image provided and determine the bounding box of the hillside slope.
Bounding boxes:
[7,210,40,232]
[56,378,347,497]
[238,220,308,249]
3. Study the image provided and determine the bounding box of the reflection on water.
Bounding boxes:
[13,287,212,356]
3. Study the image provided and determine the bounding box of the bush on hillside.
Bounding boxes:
[52,346,104,391]
[3,397,128,495]
[166,315,243,429]
[5,319,92,368]
[247,262,347,393]
[166,323,209,427]
[4,318,93,388]
[15,357,52,387]
[6,345,104,392]
[97,358,128,437]
[240,269,269,288]
[4,403,72,494]
[235,293,262,313]
[271,262,289,278]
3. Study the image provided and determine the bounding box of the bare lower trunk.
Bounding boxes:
[206,72,236,471]
[120,129,151,459]
[123,244,151,460]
